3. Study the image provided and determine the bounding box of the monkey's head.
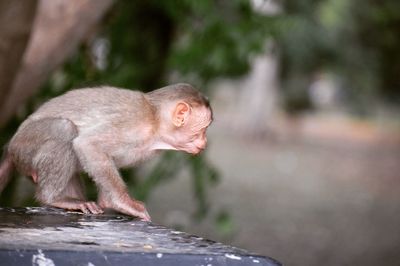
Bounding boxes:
[170,101,212,155]
[148,84,213,155]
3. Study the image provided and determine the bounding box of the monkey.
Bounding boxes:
[0,83,213,221]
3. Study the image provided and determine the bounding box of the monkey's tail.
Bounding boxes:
[0,153,14,194]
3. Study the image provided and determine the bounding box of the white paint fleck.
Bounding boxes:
[225,254,242,260]
[88,263,95,266]
[204,257,213,265]
[253,259,260,263]
[156,253,163,258]
[78,221,109,227]
[26,208,40,213]
[32,250,55,266]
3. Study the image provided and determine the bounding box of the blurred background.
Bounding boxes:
[1,0,400,265]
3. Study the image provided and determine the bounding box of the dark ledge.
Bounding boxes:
[0,207,281,266]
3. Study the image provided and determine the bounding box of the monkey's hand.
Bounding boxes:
[98,194,151,222]
[130,200,151,222]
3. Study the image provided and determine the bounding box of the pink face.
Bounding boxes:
[174,106,213,155]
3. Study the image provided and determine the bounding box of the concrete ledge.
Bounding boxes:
[0,207,281,265]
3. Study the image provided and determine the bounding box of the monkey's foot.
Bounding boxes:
[50,200,104,215]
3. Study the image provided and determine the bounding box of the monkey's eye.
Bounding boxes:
[195,130,206,140]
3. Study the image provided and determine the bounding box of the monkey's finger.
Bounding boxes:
[140,210,151,222]
[89,202,104,214]
[130,209,151,222]
[86,202,104,214]
[93,205,104,214]
[79,204,90,214]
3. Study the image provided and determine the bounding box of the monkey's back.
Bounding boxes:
[29,87,156,134]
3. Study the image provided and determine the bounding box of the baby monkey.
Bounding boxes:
[0,83,213,221]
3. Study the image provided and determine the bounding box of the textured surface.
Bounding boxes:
[0,207,281,265]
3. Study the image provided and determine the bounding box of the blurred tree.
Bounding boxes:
[277,0,400,113]
[346,0,400,103]
[276,0,337,113]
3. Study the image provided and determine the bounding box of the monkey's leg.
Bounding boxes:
[50,174,104,214]
[9,117,103,214]
[9,117,82,182]
[35,151,104,215]
[73,138,151,221]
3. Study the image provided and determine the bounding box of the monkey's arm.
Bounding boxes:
[72,137,151,221]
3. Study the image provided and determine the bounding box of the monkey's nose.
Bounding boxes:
[196,143,206,150]
[198,139,207,149]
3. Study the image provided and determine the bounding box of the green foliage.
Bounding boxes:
[348,0,400,103]
[129,152,185,202]
[277,0,338,113]
[215,210,235,237]
[162,0,271,82]
[188,155,219,219]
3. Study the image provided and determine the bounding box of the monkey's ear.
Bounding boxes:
[173,102,191,127]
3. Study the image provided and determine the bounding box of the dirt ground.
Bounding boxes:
[147,112,400,266]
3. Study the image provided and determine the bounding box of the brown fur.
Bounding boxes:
[0,83,213,221]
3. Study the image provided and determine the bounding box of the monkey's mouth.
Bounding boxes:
[187,146,205,155]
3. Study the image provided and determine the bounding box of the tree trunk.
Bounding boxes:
[0,0,38,108]
[235,42,279,137]
[0,0,114,128]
